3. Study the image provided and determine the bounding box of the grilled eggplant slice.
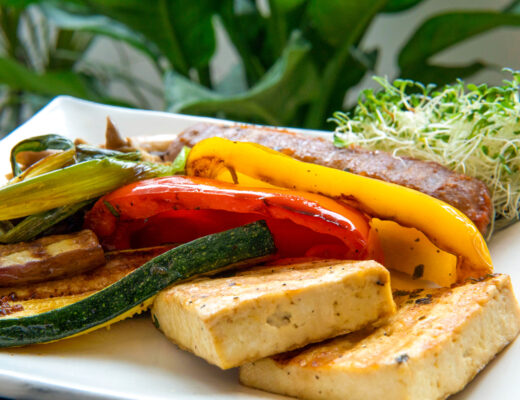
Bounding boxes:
[0,230,105,286]
[0,246,172,301]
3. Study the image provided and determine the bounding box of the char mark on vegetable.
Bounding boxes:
[164,123,491,234]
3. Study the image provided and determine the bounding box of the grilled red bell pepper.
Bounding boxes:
[85,176,377,260]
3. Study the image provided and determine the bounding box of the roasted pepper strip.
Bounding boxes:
[85,176,374,260]
[185,137,492,282]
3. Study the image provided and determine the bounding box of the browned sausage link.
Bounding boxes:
[164,123,492,234]
[0,230,106,287]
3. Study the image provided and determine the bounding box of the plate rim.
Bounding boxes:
[0,96,518,400]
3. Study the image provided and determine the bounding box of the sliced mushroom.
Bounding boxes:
[105,117,134,152]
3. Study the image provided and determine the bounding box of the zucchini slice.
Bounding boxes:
[2,294,92,318]
[0,221,275,347]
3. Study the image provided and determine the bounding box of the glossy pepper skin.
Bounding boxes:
[85,176,376,260]
[185,137,493,283]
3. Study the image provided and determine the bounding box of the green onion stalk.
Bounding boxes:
[0,157,186,221]
[0,135,191,243]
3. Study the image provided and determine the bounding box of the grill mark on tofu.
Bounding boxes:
[152,259,396,369]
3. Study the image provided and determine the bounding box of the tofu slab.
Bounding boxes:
[240,274,520,400]
[152,260,395,369]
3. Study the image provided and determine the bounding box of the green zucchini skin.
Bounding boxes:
[0,221,276,347]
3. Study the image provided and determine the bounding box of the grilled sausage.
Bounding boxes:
[164,123,492,234]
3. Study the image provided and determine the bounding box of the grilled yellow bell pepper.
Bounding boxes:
[371,219,458,287]
[186,137,492,284]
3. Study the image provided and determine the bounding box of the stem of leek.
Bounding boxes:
[8,148,76,185]
[10,134,74,177]
[75,145,141,163]
[0,201,91,244]
[171,146,190,172]
[0,158,181,220]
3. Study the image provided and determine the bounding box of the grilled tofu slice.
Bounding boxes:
[240,274,520,400]
[152,259,395,369]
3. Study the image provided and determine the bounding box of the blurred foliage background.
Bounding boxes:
[0,0,519,136]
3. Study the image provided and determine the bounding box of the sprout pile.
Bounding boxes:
[333,70,520,237]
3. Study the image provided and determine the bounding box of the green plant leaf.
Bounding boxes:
[383,0,425,13]
[265,0,307,58]
[505,0,520,12]
[39,2,159,61]
[272,0,306,13]
[0,56,93,97]
[304,0,386,128]
[329,47,379,113]
[164,32,318,127]
[400,62,486,88]
[218,0,308,86]
[72,0,218,74]
[0,5,24,60]
[214,64,249,95]
[0,1,38,8]
[218,0,267,85]
[307,0,386,47]
[399,11,520,80]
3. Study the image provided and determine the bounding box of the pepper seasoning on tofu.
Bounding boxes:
[152,259,395,369]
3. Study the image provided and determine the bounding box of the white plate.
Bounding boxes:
[0,96,519,400]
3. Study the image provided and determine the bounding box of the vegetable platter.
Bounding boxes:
[0,96,518,400]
